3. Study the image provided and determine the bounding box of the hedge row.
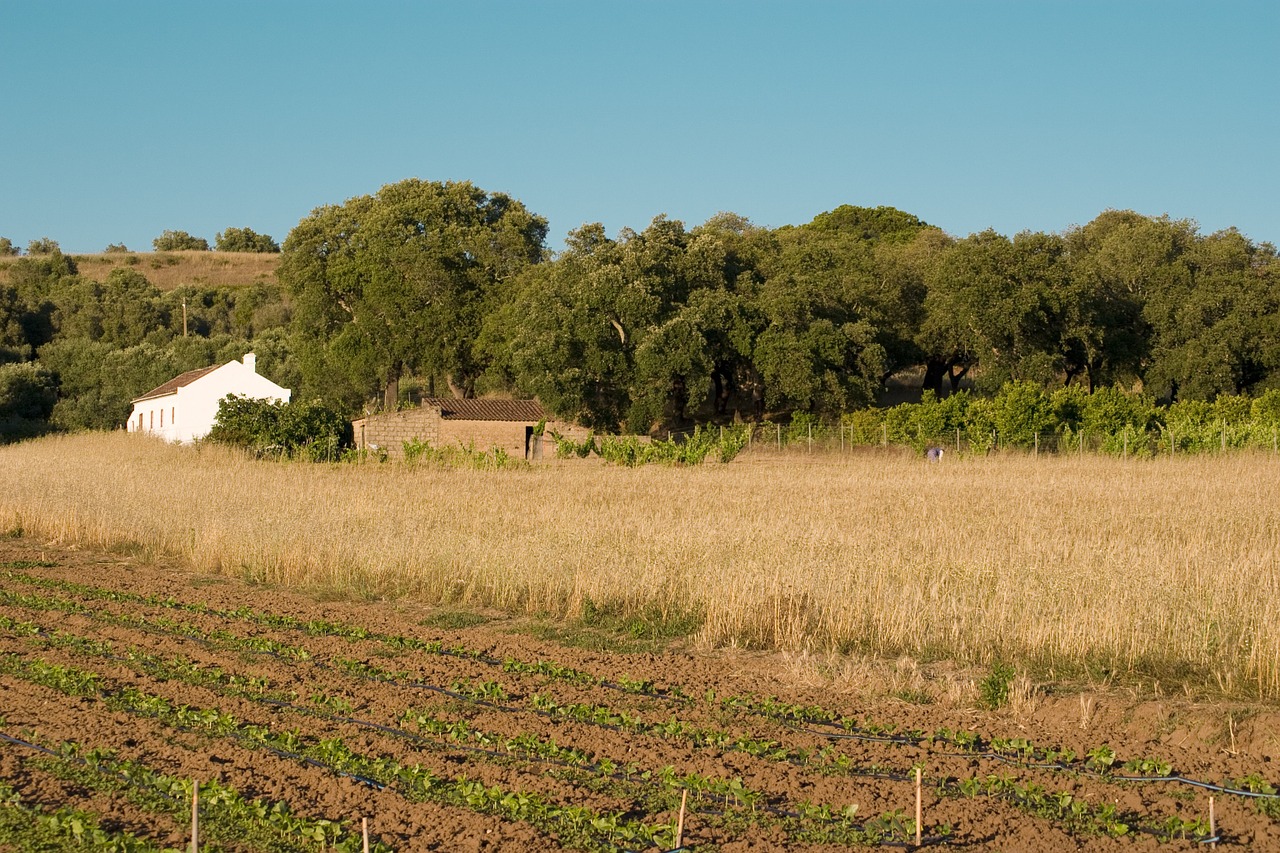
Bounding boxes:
[808,383,1280,456]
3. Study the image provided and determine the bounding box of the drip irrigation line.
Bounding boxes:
[0,730,62,758]
[7,592,1280,809]
[0,728,184,806]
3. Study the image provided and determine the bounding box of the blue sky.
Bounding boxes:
[2,1,1276,254]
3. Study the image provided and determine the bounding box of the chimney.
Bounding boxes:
[243,353,257,373]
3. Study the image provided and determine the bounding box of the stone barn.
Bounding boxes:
[353,398,561,460]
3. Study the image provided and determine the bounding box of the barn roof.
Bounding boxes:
[426,398,545,422]
[131,365,220,403]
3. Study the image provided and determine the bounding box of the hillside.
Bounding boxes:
[0,250,279,291]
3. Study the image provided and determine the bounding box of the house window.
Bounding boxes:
[171,407,175,425]
[160,409,164,427]
[137,413,143,431]
[149,411,154,430]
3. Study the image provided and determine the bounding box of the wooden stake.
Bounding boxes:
[1209,795,1216,846]
[914,767,922,846]
[190,780,199,853]
[362,817,370,853]
[676,789,688,848]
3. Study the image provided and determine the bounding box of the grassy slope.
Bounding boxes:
[0,251,279,291]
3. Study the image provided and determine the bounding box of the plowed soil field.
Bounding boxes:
[2,536,1279,852]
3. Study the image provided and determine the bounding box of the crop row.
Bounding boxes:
[0,648,942,845]
[0,729,384,853]
[0,620,938,847]
[0,775,164,853]
[0,616,1214,846]
[4,569,1274,822]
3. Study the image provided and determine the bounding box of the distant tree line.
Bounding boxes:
[0,227,281,256]
[0,249,294,438]
[2,179,1279,441]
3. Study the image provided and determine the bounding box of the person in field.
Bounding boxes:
[925,447,944,462]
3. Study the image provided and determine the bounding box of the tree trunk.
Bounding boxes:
[711,363,736,415]
[383,366,401,411]
[922,358,947,396]
[446,375,476,399]
[670,376,689,424]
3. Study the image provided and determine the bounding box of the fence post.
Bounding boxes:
[1123,426,1128,458]
[191,780,199,853]
[808,423,812,453]
[1034,432,1038,457]
[1222,420,1227,452]
[914,767,923,847]
[882,422,888,448]
[956,427,961,455]
[777,423,782,450]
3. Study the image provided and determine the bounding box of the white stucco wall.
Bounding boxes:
[127,354,291,443]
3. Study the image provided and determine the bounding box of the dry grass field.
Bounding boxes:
[0,251,278,290]
[2,432,1279,699]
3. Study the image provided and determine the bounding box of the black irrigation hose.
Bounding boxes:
[798,723,1280,801]
[6,586,1280,809]
[0,728,184,805]
[0,649,1220,850]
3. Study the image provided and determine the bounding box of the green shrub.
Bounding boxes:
[0,363,56,423]
[1080,386,1158,455]
[979,662,1016,709]
[25,237,59,255]
[152,230,209,251]
[552,430,596,459]
[208,395,349,460]
[215,227,280,253]
[841,408,885,445]
[991,381,1055,448]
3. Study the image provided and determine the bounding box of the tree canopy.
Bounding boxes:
[278,179,548,411]
[152,230,209,251]
[4,190,1280,440]
[215,227,280,253]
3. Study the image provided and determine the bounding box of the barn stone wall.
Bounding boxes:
[353,407,588,460]
[353,408,442,458]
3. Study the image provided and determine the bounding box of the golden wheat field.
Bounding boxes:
[3,432,1279,698]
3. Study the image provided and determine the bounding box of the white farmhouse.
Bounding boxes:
[127,353,290,443]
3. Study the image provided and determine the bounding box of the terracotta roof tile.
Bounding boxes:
[132,365,220,403]
[425,398,545,422]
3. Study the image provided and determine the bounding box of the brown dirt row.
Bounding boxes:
[3,536,1280,850]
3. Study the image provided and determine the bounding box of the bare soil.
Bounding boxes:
[2,535,1279,851]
